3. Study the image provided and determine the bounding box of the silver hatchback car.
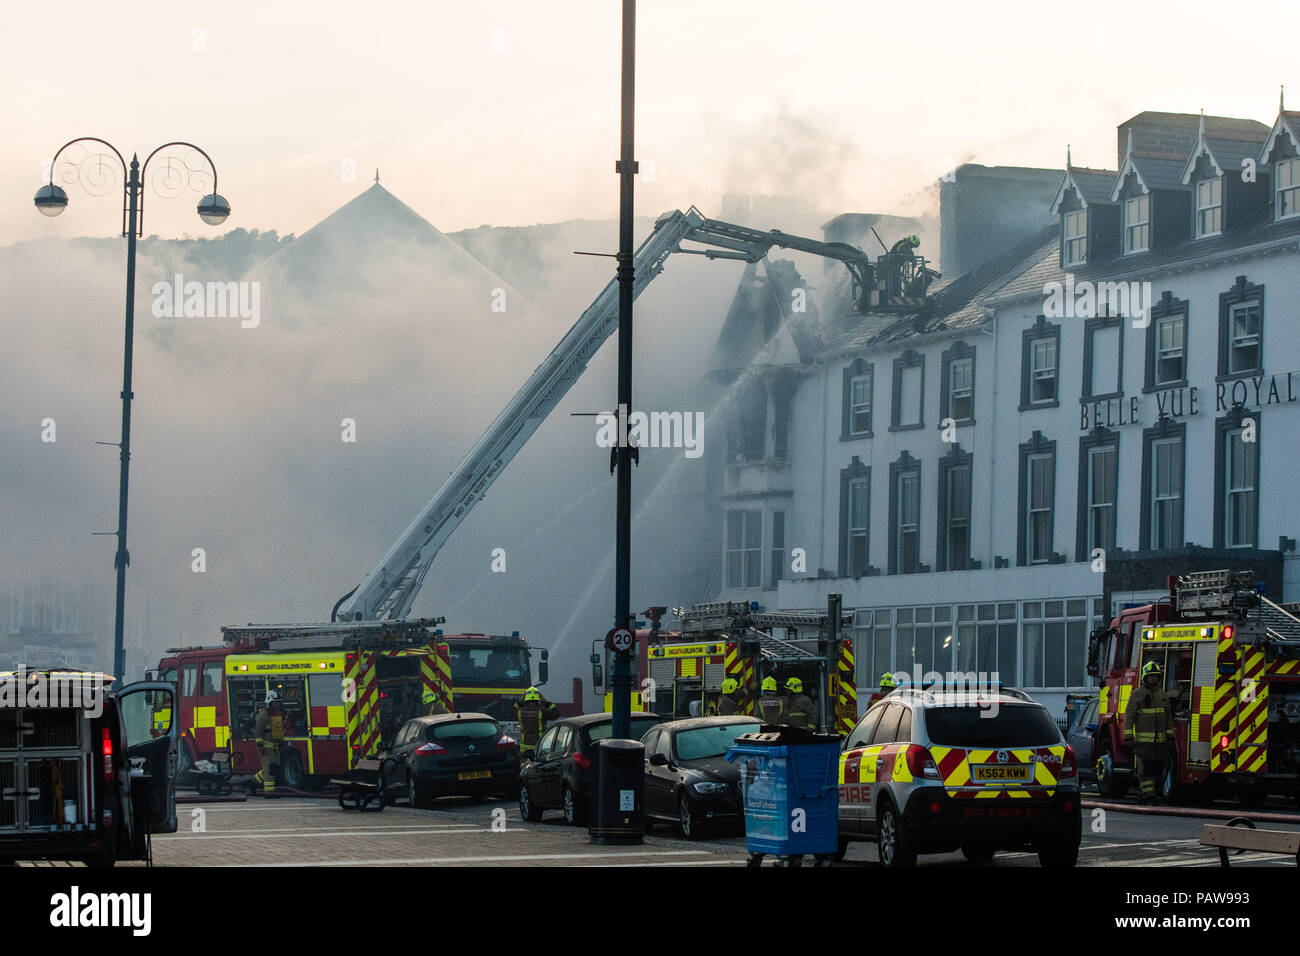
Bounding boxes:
[837,688,1082,867]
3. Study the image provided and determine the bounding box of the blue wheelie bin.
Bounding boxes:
[725,725,840,867]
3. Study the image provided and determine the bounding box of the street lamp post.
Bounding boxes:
[35,138,229,683]
[610,0,637,744]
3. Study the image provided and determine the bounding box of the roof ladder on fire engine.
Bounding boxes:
[1174,570,1300,658]
[220,617,446,652]
[671,602,852,662]
[1256,599,1300,656]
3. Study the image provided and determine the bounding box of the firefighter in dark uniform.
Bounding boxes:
[1124,661,1173,804]
[514,686,558,757]
[887,234,921,297]
[422,687,449,717]
[717,678,742,716]
[757,676,784,725]
[782,677,817,731]
[251,691,284,798]
[890,234,920,257]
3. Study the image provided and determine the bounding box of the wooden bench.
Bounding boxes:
[330,758,387,813]
[1200,818,1300,867]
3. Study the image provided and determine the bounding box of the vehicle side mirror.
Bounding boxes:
[591,662,603,687]
[537,661,549,687]
[649,753,669,767]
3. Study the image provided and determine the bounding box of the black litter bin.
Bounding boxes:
[588,738,645,845]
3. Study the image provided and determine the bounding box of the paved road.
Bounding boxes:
[63,792,1289,868]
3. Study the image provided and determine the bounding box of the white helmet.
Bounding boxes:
[265,691,280,705]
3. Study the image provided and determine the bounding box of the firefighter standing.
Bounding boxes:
[887,234,921,297]
[422,687,449,717]
[515,686,558,757]
[717,678,742,716]
[757,676,784,724]
[1124,661,1173,804]
[869,672,898,705]
[782,677,817,731]
[251,691,284,798]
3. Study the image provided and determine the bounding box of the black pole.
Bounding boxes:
[825,593,841,734]
[610,0,636,742]
[112,155,141,685]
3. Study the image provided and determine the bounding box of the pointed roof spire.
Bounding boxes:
[1282,84,1287,112]
[1198,109,1205,137]
[1126,128,1134,156]
[374,168,380,185]
[1066,143,1072,169]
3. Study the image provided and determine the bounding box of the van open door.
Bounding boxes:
[117,682,179,834]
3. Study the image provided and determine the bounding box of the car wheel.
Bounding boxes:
[1094,745,1128,799]
[279,749,305,790]
[834,837,849,862]
[876,801,916,868]
[518,783,542,822]
[1037,834,1080,868]
[407,773,427,809]
[644,816,656,833]
[562,785,587,826]
[678,794,702,840]
[961,842,997,864]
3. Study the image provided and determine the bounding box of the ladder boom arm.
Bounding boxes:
[334,208,872,621]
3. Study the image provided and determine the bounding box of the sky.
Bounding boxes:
[2,0,1294,245]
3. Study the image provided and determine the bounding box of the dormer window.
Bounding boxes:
[1063,210,1087,265]
[1195,178,1222,237]
[1277,157,1300,220]
[1123,195,1150,253]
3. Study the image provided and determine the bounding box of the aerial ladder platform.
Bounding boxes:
[329,208,931,625]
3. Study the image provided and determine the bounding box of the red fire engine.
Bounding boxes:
[154,619,452,788]
[593,600,857,734]
[1087,569,1300,805]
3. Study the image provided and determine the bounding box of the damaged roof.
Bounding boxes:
[824,223,1060,356]
[707,259,824,376]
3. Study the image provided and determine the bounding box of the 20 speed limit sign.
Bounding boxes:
[608,627,634,653]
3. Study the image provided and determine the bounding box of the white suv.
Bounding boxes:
[836,688,1081,867]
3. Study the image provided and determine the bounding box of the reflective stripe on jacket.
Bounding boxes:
[1123,684,1171,746]
[783,694,816,730]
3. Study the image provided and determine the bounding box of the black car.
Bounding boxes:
[640,716,760,839]
[380,713,518,807]
[1065,696,1100,787]
[518,712,665,825]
